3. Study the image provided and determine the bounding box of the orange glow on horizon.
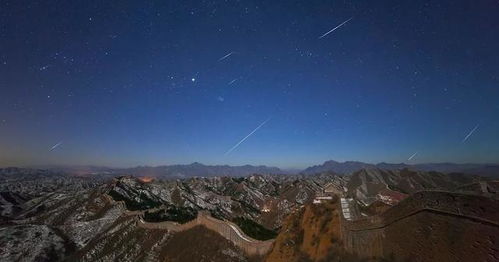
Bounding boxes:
[138,176,154,183]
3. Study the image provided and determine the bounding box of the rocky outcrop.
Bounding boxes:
[265,199,347,262]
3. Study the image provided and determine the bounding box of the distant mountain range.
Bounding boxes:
[34,162,284,178]
[18,160,499,178]
[301,160,499,177]
[119,162,283,178]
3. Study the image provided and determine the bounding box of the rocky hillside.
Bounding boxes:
[265,198,363,262]
[0,168,340,261]
[107,174,333,229]
[1,166,495,262]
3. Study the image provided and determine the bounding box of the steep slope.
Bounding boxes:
[0,191,29,219]
[265,198,360,262]
[0,224,74,261]
[71,216,171,261]
[159,225,255,262]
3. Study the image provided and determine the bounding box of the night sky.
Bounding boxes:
[1,1,498,168]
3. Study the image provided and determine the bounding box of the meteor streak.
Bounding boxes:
[218,52,234,61]
[224,118,271,155]
[49,141,63,151]
[462,124,479,143]
[228,78,238,85]
[407,152,417,161]
[318,17,353,39]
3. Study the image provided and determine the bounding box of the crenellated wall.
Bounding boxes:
[106,193,275,256]
[340,191,499,261]
[137,211,274,256]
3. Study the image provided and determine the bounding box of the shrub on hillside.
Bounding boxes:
[232,217,277,241]
[144,206,197,224]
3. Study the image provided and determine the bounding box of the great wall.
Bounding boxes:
[106,195,274,256]
[339,191,499,261]
[136,211,274,256]
[105,192,275,257]
[108,189,499,260]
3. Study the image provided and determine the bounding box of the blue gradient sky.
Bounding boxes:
[1,0,498,168]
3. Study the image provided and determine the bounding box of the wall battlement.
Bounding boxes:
[340,191,499,261]
[138,211,274,256]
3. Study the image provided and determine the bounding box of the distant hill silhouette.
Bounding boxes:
[302,160,499,177]
[119,162,283,178]
[31,162,284,178]
[18,160,499,178]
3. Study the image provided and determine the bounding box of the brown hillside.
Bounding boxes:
[159,225,261,262]
[265,196,361,262]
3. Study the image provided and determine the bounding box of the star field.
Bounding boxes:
[0,0,498,168]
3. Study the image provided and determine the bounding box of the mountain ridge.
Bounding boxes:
[19,163,284,178]
[8,159,499,178]
[301,160,499,177]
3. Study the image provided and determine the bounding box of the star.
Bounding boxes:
[191,78,196,82]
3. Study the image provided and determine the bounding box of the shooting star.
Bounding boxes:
[218,51,234,62]
[228,78,238,85]
[224,117,271,155]
[407,152,418,161]
[49,141,63,151]
[461,124,479,143]
[318,17,353,39]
